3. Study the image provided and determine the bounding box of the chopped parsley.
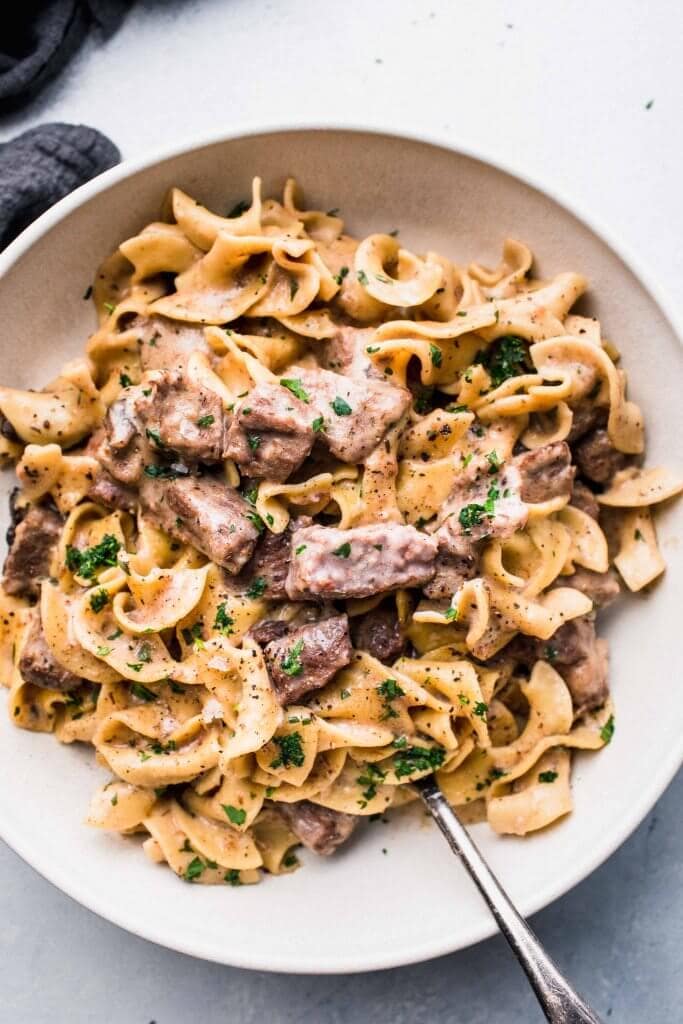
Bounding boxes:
[295,544,307,555]
[119,373,132,388]
[429,343,443,368]
[89,589,109,613]
[340,688,351,700]
[538,770,558,784]
[270,732,305,769]
[224,869,242,886]
[246,577,267,599]
[137,641,152,662]
[333,266,349,286]
[332,542,351,558]
[103,301,116,314]
[280,639,305,677]
[357,269,369,286]
[247,433,262,452]
[289,277,299,301]
[472,701,488,718]
[280,378,310,402]
[475,335,530,388]
[486,450,501,474]
[366,345,380,354]
[181,622,204,650]
[131,683,157,702]
[377,677,405,720]
[311,416,325,432]
[600,715,615,744]
[634,528,644,541]
[196,414,215,428]
[393,745,446,778]
[96,645,112,657]
[213,603,235,635]
[184,857,205,882]
[66,535,121,579]
[445,606,459,622]
[143,465,180,480]
[246,511,266,534]
[222,804,247,826]
[330,396,353,416]
[145,427,164,448]
[458,503,487,532]
[357,763,386,807]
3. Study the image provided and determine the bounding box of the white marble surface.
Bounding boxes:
[0,1,681,1020]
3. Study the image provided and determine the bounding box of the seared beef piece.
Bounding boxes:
[134,315,210,373]
[92,385,154,485]
[224,383,316,482]
[513,442,575,504]
[147,371,226,463]
[296,366,411,463]
[438,461,527,546]
[570,480,600,521]
[3,504,62,599]
[567,401,607,443]
[286,523,437,600]
[139,474,259,573]
[574,429,632,485]
[239,515,313,600]
[319,326,379,379]
[423,533,479,601]
[275,800,358,856]
[505,616,609,713]
[263,614,353,705]
[249,620,290,646]
[87,470,138,513]
[19,607,81,692]
[559,568,620,608]
[351,606,404,663]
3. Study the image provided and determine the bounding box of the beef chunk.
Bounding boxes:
[286,523,437,600]
[351,606,404,663]
[224,383,316,482]
[574,429,632,485]
[19,608,81,692]
[147,371,226,463]
[3,504,62,599]
[134,315,210,373]
[423,533,479,600]
[514,442,574,504]
[560,568,620,608]
[87,470,138,513]
[567,401,607,443]
[570,480,600,521]
[239,515,313,599]
[249,619,290,646]
[275,800,358,855]
[139,474,259,573]
[92,385,154,485]
[438,461,528,546]
[506,616,609,713]
[263,614,352,704]
[319,326,379,379]
[296,367,411,463]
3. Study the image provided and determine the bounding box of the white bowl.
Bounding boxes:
[0,127,681,973]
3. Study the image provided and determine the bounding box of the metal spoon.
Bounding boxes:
[416,776,603,1023]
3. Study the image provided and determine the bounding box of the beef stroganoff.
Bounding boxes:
[0,178,680,886]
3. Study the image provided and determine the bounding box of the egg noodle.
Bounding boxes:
[0,178,680,886]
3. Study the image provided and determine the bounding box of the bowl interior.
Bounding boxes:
[0,129,681,972]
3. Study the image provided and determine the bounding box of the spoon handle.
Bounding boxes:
[416,776,603,1024]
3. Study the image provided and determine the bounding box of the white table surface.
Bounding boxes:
[1,1,681,1021]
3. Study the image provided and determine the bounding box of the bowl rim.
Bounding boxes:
[0,122,681,974]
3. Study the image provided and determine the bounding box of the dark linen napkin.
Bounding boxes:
[0,1,132,112]
[0,123,120,249]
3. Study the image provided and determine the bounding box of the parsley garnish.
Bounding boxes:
[196,414,215,428]
[332,542,351,558]
[357,763,386,807]
[357,269,369,286]
[96,645,112,657]
[143,465,179,479]
[246,577,267,599]
[311,416,325,432]
[280,639,305,676]
[131,683,157,702]
[333,266,349,286]
[458,504,487,532]
[213,603,235,635]
[103,301,116,314]
[295,544,307,555]
[246,511,266,534]
[222,804,247,826]
[475,336,530,388]
[224,869,242,886]
[600,715,615,744]
[119,373,132,388]
[393,745,446,778]
[280,378,310,402]
[377,678,405,720]
[473,702,488,718]
[270,732,305,769]
[429,343,443,368]
[247,433,261,452]
[486,450,501,473]
[289,278,299,301]
[330,396,353,416]
[181,622,204,649]
[445,606,459,622]
[340,688,351,700]
[538,770,558,783]
[89,589,109,613]
[66,535,121,579]
[184,857,205,882]
[145,427,164,448]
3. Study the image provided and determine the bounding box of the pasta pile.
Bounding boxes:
[0,177,680,886]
